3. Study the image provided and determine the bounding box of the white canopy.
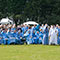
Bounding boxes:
[0,17,13,24]
[23,21,39,25]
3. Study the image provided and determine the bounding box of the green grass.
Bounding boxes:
[0,45,60,60]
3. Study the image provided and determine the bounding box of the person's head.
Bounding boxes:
[5,28,8,32]
[48,26,50,30]
[58,26,60,28]
[56,24,59,28]
[40,29,43,32]
[51,25,53,28]
[34,25,36,27]
[52,25,55,29]
[45,24,48,26]
[42,24,44,27]
[17,25,21,28]
[14,30,16,33]
[33,30,35,34]
[29,26,31,29]
[37,31,39,34]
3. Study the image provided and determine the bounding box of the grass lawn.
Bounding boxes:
[0,45,60,60]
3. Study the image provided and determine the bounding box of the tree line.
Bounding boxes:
[0,0,60,25]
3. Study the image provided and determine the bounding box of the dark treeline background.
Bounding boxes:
[0,0,60,25]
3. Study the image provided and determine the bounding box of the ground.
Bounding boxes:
[0,45,60,60]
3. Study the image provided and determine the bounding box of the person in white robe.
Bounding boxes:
[49,25,58,45]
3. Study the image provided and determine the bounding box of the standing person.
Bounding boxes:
[42,24,49,45]
[2,28,9,45]
[56,24,59,29]
[40,24,44,31]
[35,31,39,44]
[21,25,25,34]
[7,29,17,45]
[11,24,16,33]
[17,30,24,45]
[38,29,43,44]
[26,31,32,45]
[35,24,40,31]
[49,25,58,45]
[57,26,60,45]
[33,31,38,44]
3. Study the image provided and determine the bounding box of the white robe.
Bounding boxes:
[49,28,58,45]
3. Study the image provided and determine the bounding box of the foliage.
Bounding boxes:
[0,0,60,25]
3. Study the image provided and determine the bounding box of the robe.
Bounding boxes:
[57,28,60,44]
[49,28,58,45]
[43,26,49,45]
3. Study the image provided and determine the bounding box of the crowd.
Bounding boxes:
[0,23,60,45]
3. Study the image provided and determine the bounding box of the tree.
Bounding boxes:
[0,0,60,25]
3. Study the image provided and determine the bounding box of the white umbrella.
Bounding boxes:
[0,17,13,24]
[0,18,9,23]
[23,21,39,25]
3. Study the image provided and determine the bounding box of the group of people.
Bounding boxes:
[0,23,60,45]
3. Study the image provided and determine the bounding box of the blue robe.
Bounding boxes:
[38,32,43,44]
[43,27,49,45]
[25,26,28,31]
[22,27,25,34]
[33,27,36,31]
[26,33,33,44]
[35,32,39,44]
[17,32,24,44]
[32,33,38,44]
[11,28,16,32]
[35,25,40,31]
[7,32,17,44]
[57,28,60,44]
[2,32,9,45]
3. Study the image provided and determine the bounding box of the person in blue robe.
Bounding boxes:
[7,30,17,44]
[35,25,40,31]
[17,30,24,44]
[43,26,49,45]
[32,31,38,44]
[26,25,29,30]
[25,25,29,32]
[32,25,36,31]
[21,26,25,34]
[26,31,33,44]
[57,26,60,45]
[11,27,16,33]
[35,31,40,44]
[38,30,43,44]
[2,29,9,45]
